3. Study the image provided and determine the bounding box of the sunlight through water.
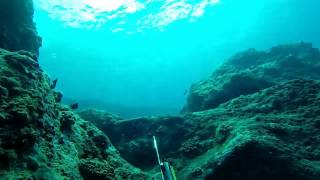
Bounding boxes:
[34,0,220,31]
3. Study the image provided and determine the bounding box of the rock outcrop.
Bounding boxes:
[2,0,320,179]
[81,79,320,180]
[80,43,320,179]
[183,43,320,112]
[0,49,148,179]
[79,110,188,170]
[0,49,146,179]
[0,1,149,179]
[0,0,41,55]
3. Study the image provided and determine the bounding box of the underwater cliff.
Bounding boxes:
[1,0,320,180]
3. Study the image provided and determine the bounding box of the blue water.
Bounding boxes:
[33,0,320,117]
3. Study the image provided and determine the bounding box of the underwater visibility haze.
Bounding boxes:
[33,0,320,117]
[1,0,320,179]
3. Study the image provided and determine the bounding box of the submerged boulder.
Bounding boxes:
[0,49,148,179]
[183,42,320,112]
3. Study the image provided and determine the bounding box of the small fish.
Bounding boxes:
[51,78,58,89]
[70,103,79,110]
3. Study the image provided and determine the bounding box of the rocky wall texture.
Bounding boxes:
[80,43,320,180]
[183,43,320,113]
[0,0,41,56]
[0,49,148,179]
[81,79,320,180]
[0,1,150,179]
[2,1,320,179]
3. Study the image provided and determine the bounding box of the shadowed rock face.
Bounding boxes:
[79,110,189,170]
[81,79,320,180]
[183,43,320,113]
[0,0,41,56]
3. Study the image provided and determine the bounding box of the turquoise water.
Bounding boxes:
[33,0,320,117]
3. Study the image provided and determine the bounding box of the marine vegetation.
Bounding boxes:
[80,44,320,180]
[1,0,320,180]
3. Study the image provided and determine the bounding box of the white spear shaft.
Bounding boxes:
[153,136,165,180]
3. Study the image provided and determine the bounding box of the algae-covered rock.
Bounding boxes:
[0,1,149,179]
[2,1,320,179]
[79,158,147,180]
[79,110,189,170]
[81,79,320,180]
[183,42,320,112]
[0,0,41,55]
[177,79,320,179]
[0,49,148,179]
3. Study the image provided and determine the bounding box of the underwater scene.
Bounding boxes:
[0,0,320,179]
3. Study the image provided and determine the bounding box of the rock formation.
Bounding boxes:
[0,0,41,55]
[1,0,320,179]
[0,48,148,179]
[183,43,320,112]
[80,43,320,180]
[0,0,147,179]
[81,79,320,180]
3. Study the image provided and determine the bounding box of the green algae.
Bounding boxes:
[183,43,320,113]
[81,79,320,180]
[0,48,149,179]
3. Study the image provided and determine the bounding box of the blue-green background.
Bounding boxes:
[34,0,320,117]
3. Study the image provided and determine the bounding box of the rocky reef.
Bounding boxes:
[79,111,187,170]
[0,0,41,55]
[1,0,320,179]
[81,79,320,180]
[0,49,147,179]
[80,43,320,180]
[183,43,320,112]
[0,0,147,179]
